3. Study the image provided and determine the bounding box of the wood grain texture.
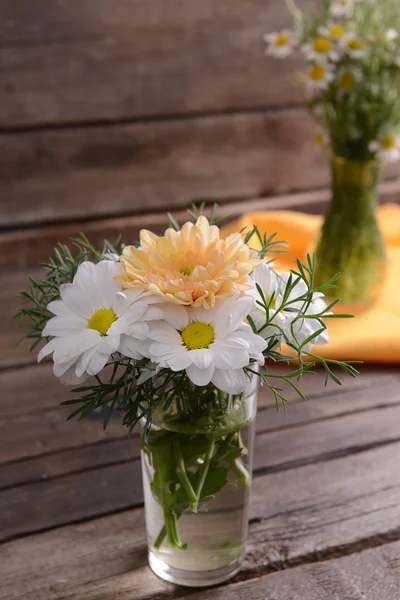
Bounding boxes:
[0,367,397,491]
[179,542,400,600]
[0,108,331,228]
[1,441,400,599]
[0,0,310,128]
[1,362,397,462]
[2,392,400,541]
[2,180,400,273]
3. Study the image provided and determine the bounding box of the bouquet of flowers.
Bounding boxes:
[264,0,400,309]
[17,208,356,586]
[265,0,400,160]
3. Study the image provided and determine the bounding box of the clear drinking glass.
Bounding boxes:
[140,371,259,587]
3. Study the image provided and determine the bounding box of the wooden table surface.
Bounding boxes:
[1,357,400,600]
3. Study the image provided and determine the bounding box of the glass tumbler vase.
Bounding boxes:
[140,372,259,587]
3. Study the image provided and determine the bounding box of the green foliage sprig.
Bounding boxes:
[16,206,358,435]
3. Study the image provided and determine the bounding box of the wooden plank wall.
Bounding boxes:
[1,0,399,272]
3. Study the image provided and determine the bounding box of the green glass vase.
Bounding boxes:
[314,156,386,311]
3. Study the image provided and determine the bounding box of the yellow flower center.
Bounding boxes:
[310,65,326,81]
[313,37,331,53]
[347,38,362,50]
[381,135,397,150]
[328,25,345,38]
[88,309,117,336]
[181,322,215,350]
[339,72,355,89]
[314,131,325,145]
[275,33,290,46]
[180,266,193,277]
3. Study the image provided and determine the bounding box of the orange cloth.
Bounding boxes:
[222,204,400,363]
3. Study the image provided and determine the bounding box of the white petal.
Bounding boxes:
[119,334,145,359]
[212,368,246,394]
[158,304,189,330]
[112,292,130,316]
[186,362,215,386]
[167,351,193,371]
[75,346,99,378]
[148,322,182,344]
[148,341,183,359]
[37,338,59,363]
[213,345,249,370]
[42,315,87,337]
[214,296,253,338]
[53,357,77,377]
[46,300,76,318]
[87,352,110,376]
[52,330,100,364]
[128,322,149,340]
[59,366,91,386]
[59,283,94,319]
[189,306,214,325]
[189,348,214,369]
[98,334,120,355]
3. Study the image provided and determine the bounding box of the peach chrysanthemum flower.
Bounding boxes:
[116,216,261,309]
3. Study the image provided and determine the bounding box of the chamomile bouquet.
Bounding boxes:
[265,0,400,309]
[17,207,355,586]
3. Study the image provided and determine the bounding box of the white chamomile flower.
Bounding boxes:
[385,29,399,43]
[304,63,335,92]
[249,263,329,352]
[141,296,267,395]
[277,273,329,351]
[369,134,400,163]
[38,260,156,385]
[330,0,359,19]
[336,68,360,91]
[248,262,285,342]
[264,30,296,58]
[319,23,346,41]
[340,34,368,58]
[314,128,328,147]
[303,36,340,62]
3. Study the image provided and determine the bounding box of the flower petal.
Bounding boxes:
[212,368,246,394]
[186,362,215,386]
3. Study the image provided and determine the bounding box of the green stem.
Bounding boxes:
[154,507,185,551]
[193,439,215,513]
[161,482,186,550]
[173,440,198,505]
[230,458,251,488]
[153,525,167,550]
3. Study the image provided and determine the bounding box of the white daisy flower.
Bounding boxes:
[141,296,267,395]
[337,69,359,90]
[340,34,368,58]
[314,128,328,147]
[385,29,399,43]
[318,23,346,41]
[277,273,329,351]
[248,262,286,342]
[38,260,157,385]
[304,63,335,91]
[249,263,329,352]
[264,30,296,58]
[303,36,340,62]
[369,135,400,163]
[330,0,359,19]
